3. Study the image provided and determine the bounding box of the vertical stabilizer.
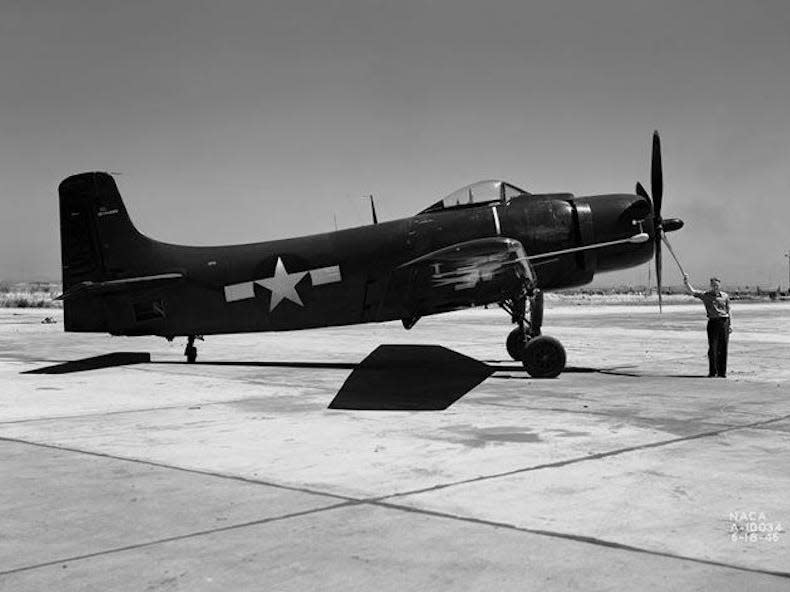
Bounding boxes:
[58,172,149,331]
[59,172,144,290]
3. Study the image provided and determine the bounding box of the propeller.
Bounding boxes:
[636,131,684,312]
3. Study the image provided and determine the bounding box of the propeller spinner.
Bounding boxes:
[636,131,684,311]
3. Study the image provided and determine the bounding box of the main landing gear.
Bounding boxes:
[184,335,203,363]
[500,290,566,378]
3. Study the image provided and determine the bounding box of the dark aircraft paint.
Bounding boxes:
[58,172,656,338]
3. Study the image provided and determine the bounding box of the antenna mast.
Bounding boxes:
[369,195,378,224]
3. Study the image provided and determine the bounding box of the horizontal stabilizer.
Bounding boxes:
[56,272,184,301]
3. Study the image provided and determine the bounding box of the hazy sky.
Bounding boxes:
[2,0,789,287]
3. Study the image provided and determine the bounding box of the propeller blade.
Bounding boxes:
[635,182,649,200]
[655,233,663,313]
[651,130,663,219]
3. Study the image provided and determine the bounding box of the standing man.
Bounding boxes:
[683,274,732,377]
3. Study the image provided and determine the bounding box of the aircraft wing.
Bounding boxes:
[56,272,185,301]
[384,237,534,318]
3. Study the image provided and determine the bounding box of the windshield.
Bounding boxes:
[420,180,529,213]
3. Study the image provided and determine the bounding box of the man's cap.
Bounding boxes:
[710,276,721,282]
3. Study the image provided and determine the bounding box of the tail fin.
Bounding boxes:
[59,172,145,290]
[59,172,150,332]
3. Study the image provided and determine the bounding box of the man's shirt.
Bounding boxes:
[693,290,730,319]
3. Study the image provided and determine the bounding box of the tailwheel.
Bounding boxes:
[522,335,566,378]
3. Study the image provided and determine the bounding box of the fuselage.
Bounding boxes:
[59,173,654,337]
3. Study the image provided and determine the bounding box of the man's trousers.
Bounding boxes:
[706,317,730,377]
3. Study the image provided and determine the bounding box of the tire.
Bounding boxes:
[522,335,566,378]
[506,327,529,360]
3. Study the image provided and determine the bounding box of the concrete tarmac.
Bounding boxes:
[1,303,789,590]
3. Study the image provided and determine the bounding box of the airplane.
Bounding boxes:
[57,131,683,378]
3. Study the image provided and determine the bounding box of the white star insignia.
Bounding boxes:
[255,257,307,311]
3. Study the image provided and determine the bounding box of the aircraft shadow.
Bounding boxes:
[158,355,495,411]
[22,346,492,411]
[328,344,493,411]
[599,370,713,379]
[24,350,695,410]
[486,363,600,373]
[156,360,358,370]
[23,356,356,375]
[23,352,151,374]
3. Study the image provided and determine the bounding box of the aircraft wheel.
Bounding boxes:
[522,335,565,378]
[506,327,529,360]
[186,345,197,364]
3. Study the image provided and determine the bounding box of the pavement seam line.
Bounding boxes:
[4,412,790,508]
[0,403,218,426]
[0,436,356,503]
[0,392,323,426]
[375,412,790,500]
[364,501,790,580]
[0,501,358,578]
[467,401,754,424]
[3,414,789,580]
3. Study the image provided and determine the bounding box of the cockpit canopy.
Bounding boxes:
[419,179,529,214]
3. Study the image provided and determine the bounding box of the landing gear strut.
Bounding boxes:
[184,335,200,363]
[501,289,566,378]
[502,295,527,360]
[502,290,541,360]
